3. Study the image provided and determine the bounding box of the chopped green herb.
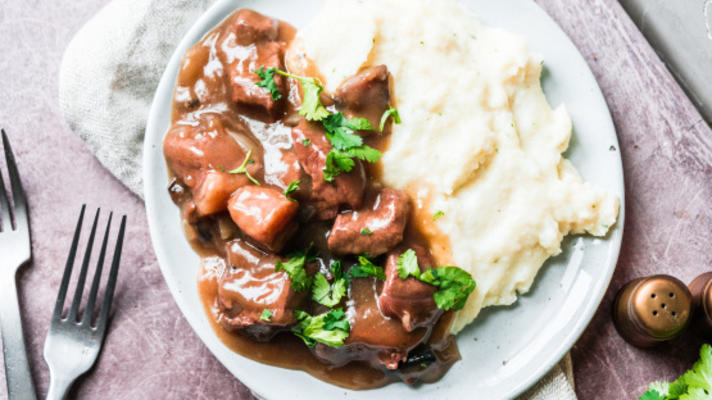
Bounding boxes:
[360,228,372,236]
[426,266,476,311]
[420,362,428,368]
[433,210,445,221]
[322,113,372,150]
[302,138,311,146]
[420,40,424,45]
[217,165,225,172]
[292,308,350,348]
[254,66,282,100]
[227,149,260,185]
[276,70,329,121]
[379,107,401,132]
[284,180,300,201]
[395,249,477,311]
[260,309,273,322]
[311,273,347,308]
[269,70,382,182]
[470,34,477,39]
[396,249,420,280]
[323,146,381,182]
[348,255,386,282]
[275,249,314,292]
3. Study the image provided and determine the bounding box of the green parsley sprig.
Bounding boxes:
[395,249,476,311]
[347,255,386,282]
[639,344,712,400]
[292,308,350,348]
[283,180,300,201]
[275,248,315,292]
[379,107,401,132]
[275,70,330,121]
[226,149,260,185]
[260,309,273,322]
[254,66,282,100]
[311,261,348,307]
[254,65,383,182]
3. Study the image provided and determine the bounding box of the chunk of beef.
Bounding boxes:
[312,277,427,370]
[223,10,285,116]
[226,42,286,116]
[227,186,298,252]
[334,65,391,130]
[163,114,263,216]
[291,119,366,219]
[327,188,409,257]
[232,9,279,45]
[378,244,443,332]
[217,239,306,341]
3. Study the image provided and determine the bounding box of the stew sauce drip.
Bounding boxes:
[164,8,460,390]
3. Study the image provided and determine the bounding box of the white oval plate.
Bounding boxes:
[144,0,625,398]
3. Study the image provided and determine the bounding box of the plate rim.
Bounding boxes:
[143,0,625,398]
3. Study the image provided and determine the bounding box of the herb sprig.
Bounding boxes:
[394,249,476,311]
[226,149,260,185]
[292,308,350,348]
[255,65,383,182]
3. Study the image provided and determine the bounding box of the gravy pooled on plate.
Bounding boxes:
[162,8,474,389]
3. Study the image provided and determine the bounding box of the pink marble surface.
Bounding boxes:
[0,0,710,399]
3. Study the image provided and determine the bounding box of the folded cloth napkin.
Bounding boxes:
[58,0,578,398]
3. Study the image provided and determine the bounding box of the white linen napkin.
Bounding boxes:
[58,0,578,398]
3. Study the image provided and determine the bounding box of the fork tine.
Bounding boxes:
[96,215,126,332]
[67,208,100,321]
[83,212,112,326]
[1,129,28,232]
[0,164,9,232]
[52,205,86,320]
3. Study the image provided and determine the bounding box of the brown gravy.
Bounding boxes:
[164,8,461,390]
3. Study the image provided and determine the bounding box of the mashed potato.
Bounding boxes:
[287,0,619,333]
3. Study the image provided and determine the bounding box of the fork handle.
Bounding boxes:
[45,371,73,400]
[0,273,38,400]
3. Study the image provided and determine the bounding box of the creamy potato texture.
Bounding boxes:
[287,0,619,333]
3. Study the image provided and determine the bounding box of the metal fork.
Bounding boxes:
[0,130,36,400]
[43,206,126,400]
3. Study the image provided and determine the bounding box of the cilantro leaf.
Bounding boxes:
[680,388,712,400]
[275,251,312,292]
[322,308,350,331]
[323,113,365,150]
[284,180,300,201]
[348,255,386,281]
[682,344,712,393]
[346,145,381,163]
[226,149,261,185]
[395,249,476,311]
[292,308,350,348]
[254,66,282,100]
[639,390,666,400]
[360,228,372,236]
[302,138,311,146]
[668,378,690,399]
[260,309,273,322]
[396,249,421,279]
[311,273,347,307]
[429,266,476,311]
[379,107,401,132]
[433,210,444,221]
[276,70,329,121]
[323,150,356,182]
